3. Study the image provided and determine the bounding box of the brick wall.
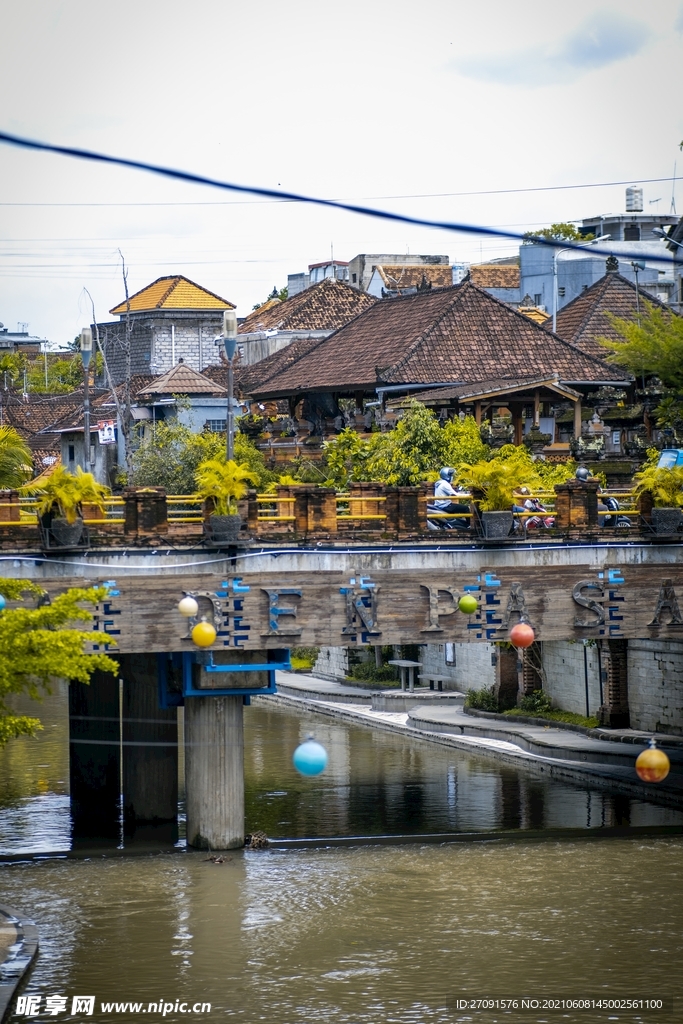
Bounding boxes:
[628,639,683,735]
[97,313,225,385]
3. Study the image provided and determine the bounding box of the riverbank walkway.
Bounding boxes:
[272,672,683,809]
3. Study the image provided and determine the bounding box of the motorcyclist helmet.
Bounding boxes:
[575,466,590,482]
[439,467,455,482]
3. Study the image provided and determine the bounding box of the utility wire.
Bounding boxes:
[0,129,677,265]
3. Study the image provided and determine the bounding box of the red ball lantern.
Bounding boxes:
[509,622,535,648]
[635,739,670,783]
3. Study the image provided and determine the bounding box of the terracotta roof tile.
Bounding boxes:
[137,362,227,396]
[373,265,453,291]
[238,277,375,334]
[110,275,234,314]
[251,282,627,399]
[470,264,520,289]
[548,271,674,359]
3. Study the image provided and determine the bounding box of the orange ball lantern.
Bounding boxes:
[191,619,217,648]
[509,622,535,648]
[635,739,670,783]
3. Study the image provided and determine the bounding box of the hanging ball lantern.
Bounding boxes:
[191,619,217,648]
[0,594,5,612]
[635,739,670,783]
[178,596,199,618]
[459,594,478,615]
[293,737,328,776]
[509,622,535,648]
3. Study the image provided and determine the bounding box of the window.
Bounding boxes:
[534,293,542,306]
[352,273,357,283]
[445,643,456,666]
[68,444,75,462]
[206,419,227,432]
[624,225,640,241]
[612,430,621,446]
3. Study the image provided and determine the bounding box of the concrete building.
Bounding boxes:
[0,322,47,355]
[287,259,349,297]
[96,276,235,385]
[347,253,449,292]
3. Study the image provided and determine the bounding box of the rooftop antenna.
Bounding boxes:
[649,198,662,210]
[670,161,677,217]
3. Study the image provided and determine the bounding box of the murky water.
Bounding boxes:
[2,840,683,1023]
[2,689,683,1021]
[1,690,682,855]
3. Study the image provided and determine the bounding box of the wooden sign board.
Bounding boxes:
[36,565,683,653]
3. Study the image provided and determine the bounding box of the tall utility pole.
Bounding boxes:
[222,309,237,461]
[80,327,94,470]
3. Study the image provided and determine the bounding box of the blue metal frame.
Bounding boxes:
[157,649,289,707]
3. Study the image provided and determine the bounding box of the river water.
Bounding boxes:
[1,688,683,1022]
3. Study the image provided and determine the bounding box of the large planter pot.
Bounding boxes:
[205,513,242,544]
[481,510,513,539]
[651,507,682,534]
[50,517,84,547]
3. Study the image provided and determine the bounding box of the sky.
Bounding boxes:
[0,0,682,346]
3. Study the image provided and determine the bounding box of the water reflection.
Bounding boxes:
[0,693,682,856]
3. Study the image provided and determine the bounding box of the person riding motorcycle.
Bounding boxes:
[431,468,470,529]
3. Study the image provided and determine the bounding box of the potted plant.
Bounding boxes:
[29,465,110,548]
[195,457,259,544]
[633,463,683,534]
[457,456,540,539]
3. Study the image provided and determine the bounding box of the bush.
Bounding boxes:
[518,689,552,714]
[289,646,320,672]
[464,686,499,712]
[346,661,399,684]
[505,707,599,729]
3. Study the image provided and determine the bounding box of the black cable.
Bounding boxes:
[0,129,676,265]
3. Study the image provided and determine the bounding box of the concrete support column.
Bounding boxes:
[598,639,630,728]
[69,669,120,839]
[120,653,178,832]
[573,398,582,440]
[185,695,244,850]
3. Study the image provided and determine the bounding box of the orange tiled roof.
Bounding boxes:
[137,362,227,396]
[110,276,234,315]
[470,264,520,289]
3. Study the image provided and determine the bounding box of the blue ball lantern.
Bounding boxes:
[292,737,328,776]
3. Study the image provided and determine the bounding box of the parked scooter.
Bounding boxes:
[428,467,471,530]
[524,496,555,530]
[600,495,631,529]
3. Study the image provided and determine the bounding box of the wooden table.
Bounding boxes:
[388,659,422,692]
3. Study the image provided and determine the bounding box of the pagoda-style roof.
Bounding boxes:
[110,275,234,315]
[137,362,227,396]
[548,270,673,360]
[251,281,628,400]
[239,277,375,335]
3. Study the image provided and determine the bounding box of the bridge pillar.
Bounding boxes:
[69,669,120,839]
[598,639,630,728]
[184,694,244,850]
[120,654,178,832]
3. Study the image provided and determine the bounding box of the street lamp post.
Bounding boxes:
[80,327,94,471]
[552,235,610,333]
[222,309,238,462]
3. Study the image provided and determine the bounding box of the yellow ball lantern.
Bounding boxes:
[635,739,670,783]
[191,619,217,648]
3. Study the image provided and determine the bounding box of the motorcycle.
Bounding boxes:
[522,497,555,531]
[426,501,471,531]
[601,495,631,529]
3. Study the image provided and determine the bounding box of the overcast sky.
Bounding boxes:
[1,0,682,346]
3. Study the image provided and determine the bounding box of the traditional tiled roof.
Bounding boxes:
[238,277,376,334]
[470,264,520,289]
[372,265,453,291]
[238,335,331,394]
[251,282,628,399]
[110,276,234,315]
[407,375,580,404]
[137,362,227,396]
[518,306,549,325]
[548,271,673,359]
[1,390,98,445]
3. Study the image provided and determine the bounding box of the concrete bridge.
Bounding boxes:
[4,534,683,851]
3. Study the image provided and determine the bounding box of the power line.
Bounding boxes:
[0,176,677,208]
[0,129,677,265]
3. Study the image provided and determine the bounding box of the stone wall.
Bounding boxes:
[627,639,683,736]
[420,642,496,692]
[541,640,602,717]
[312,647,350,681]
[97,313,225,385]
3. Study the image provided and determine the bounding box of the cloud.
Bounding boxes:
[452,10,652,86]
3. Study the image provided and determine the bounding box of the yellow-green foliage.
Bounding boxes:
[0,580,117,743]
[600,305,683,390]
[0,426,33,489]
[26,465,110,523]
[634,463,683,508]
[456,455,541,511]
[195,458,259,515]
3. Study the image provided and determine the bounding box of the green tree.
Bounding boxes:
[441,415,490,468]
[252,285,288,311]
[523,223,593,243]
[0,353,25,387]
[600,305,683,391]
[130,420,272,493]
[0,579,117,743]
[27,354,84,394]
[0,426,33,488]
